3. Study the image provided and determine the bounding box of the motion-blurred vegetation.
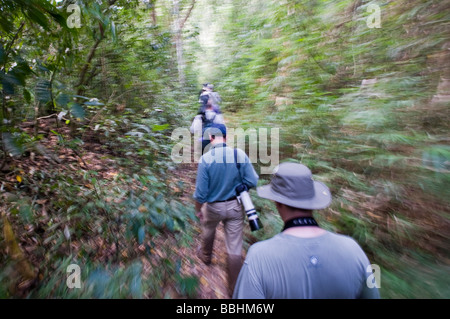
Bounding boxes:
[206,0,450,298]
[1,0,449,299]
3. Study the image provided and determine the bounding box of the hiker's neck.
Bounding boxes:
[277,202,313,222]
[276,203,326,238]
[211,137,226,145]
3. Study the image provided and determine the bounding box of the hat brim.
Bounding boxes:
[257,181,332,210]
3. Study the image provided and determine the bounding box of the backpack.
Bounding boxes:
[202,110,217,135]
[198,91,222,114]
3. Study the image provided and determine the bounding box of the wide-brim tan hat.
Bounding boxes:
[257,162,332,210]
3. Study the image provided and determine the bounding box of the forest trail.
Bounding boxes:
[3,118,233,298]
[173,161,232,299]
[2,0,449,300]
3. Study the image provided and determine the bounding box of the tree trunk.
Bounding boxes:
[172,0,183,85]
[175,32,185,85]
[101,45,108,100]
[151,0,157,25]
[172,0,196,86]
[76,37,103,97]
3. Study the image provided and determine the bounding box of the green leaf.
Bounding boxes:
[0,16,14,34]
[19,204,33,224]
[111,21,117,42]
[87,269,112,298]
[2,133,24,157]
[152,124,170,131]
[56,93,70,107]
[84,100,104,106]
[1,69,25,94]
[137,226,145,245]
[0,43,4,65]
[1,72,16,95]
[72,95,91,100]
[70,102,85,120]
[422,145,450,172]
[9,65,30,87]
[25,5,50,30]
[35,79,52,103]
[128,263,143,298]
[36,63,50,73]
[46,11,68,29]
[177,276,199,298]
[23,88,32,103]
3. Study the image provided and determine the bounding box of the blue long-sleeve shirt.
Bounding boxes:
[194,143,259,204]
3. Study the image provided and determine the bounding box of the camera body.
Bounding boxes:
[235,184,263,231]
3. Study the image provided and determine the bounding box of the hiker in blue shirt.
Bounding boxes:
[194,123,259,297]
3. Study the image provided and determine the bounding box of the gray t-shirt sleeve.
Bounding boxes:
[337,236,381,299]
[359,281,381,299]
[232,247,265,299]
[358,261,381,299]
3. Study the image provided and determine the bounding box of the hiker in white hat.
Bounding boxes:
[232,162,380,299]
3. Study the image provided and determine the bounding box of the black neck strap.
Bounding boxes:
[283,217,318,231]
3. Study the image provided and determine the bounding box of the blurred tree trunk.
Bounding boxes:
[76,35,103,97]
[76,0,119,98]
[173,0,196,86]
[151,0,157,25]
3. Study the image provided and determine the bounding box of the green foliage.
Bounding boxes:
[1,164,197,298]
[1,0,449,299]
[0,0,200,299]
[195,0,450,298]
[30,258,145,299]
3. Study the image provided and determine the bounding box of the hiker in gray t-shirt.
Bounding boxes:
[232,162,380,299]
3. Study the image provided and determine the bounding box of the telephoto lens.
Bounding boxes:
[236,184,263,231]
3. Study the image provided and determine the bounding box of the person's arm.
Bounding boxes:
[352,244,380,299]
[190,115,202,134]
[193,158,209,218]
[232,249,265,299]
[238,150,259,189]
[359,263,381,299]
[359,282,380,299]
[195,201,203,221]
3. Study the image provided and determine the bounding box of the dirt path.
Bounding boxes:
[173,162,231,299]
